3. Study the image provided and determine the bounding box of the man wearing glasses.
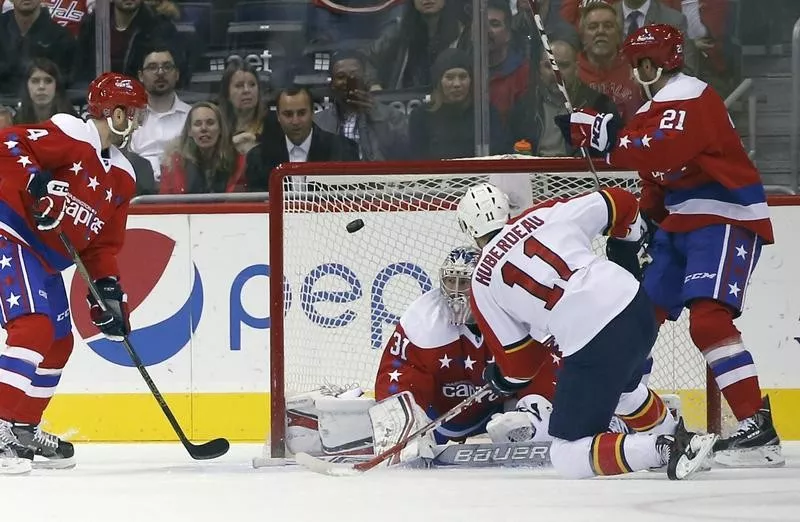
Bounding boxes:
[129,44,190,179]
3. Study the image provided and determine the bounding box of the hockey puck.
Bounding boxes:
[346,219,365,233]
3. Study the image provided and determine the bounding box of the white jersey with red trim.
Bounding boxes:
[470,190,642,370]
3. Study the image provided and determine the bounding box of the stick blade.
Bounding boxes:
[295,452,362,476]
[188,437,230,460]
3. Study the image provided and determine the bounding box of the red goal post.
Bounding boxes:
[267,158,720,458]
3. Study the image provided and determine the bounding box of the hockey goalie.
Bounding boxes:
[282,246,560,464]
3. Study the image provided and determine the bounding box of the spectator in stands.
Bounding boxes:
[509,39,617,156]
[487,0,530,123]
[144,0,178,21]
[2,0,94,35]
[0,106,14,129]
[76,0,185,84]
[14,58,77,124]
[408,49,509,160]
[217,59,267,157]
[365,0,471,90]
[512,0,578,64]
[0,0,75,94]
[314,51,409,161]
[159,101,247,194]
[576,1,643,122]
[561,0,696,73]
[129,44,190,178]
[245,86,359,192]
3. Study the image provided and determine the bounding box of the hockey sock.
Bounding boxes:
[13,333,73,425]
[0,315,54,421]
[689,299,762,420]
[616,385,673,435]
[590,433,663,475]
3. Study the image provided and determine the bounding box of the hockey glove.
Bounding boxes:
[554,109,621,154]
[26,170,69,231]
[606,237,644,280]
[87,278,130,342]
[483,362,531,397]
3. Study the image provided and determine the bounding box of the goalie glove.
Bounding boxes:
[486,394,554,443]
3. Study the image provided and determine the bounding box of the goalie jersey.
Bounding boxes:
[375,289,558,443]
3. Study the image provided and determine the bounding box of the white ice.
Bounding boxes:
[3,442,800,522]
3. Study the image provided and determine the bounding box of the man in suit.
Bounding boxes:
[245,86,360,192]
[616,0,697,74]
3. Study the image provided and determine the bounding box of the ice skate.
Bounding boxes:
[13,423,75,470]
[713,396,784,468]
[656,418,717,480]
[0,419,33,475]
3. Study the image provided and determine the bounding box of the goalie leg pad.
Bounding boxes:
[369,391,434,467]
[316,395,375,456]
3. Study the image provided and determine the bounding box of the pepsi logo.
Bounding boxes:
[71,229,203,367]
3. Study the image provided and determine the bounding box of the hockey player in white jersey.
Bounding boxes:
[458,182,717,480]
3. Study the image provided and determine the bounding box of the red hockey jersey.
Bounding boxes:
[375,290,558,442]
[0,114,136,280]
[607,73,773,244]
[2,0,92,35]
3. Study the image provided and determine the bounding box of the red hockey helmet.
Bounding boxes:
[622,24,684,72]
[86,72,148,120]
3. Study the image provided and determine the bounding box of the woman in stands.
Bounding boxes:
[216,58,267,157]
[14,58,77,125]
[159,101,247,194]
[408,49,509,159]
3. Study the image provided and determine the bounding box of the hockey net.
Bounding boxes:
[267,157,721,458]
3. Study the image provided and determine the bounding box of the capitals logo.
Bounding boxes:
[70,230,203,367]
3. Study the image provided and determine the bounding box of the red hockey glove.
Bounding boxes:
[26,170,69,231]
[87,277,130,342]
[483,362,531,397]
[554,109,621,154]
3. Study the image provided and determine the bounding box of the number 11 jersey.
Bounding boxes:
[469,188,643,381]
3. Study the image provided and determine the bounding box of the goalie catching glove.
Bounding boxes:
[87,277,130,342]
[26,170,69,231]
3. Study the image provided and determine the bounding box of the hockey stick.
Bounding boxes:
[295,383,493,476]
[525,0,601,190]
[59,231,230,460]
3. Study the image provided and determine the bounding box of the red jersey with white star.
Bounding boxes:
[470,189,642,381]
[375,289,558,442]
[607,73,773,244]
[0,114,136,280]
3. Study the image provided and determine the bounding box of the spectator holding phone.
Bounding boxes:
[313,51,408,161]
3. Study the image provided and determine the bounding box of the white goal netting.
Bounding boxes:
[273,159,717,441]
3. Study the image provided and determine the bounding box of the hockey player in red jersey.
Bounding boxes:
[0,72,147,474]
[375,246,559,447]
[459,182,717,480]
[555,24,782,467]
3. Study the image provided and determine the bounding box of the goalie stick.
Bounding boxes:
[525,0,601,190]
[59,231,230,461]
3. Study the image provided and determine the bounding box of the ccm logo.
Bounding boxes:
[685,272,716,283]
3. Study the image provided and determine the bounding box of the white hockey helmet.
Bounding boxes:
[440,246,481,325]
[457,183,511,239]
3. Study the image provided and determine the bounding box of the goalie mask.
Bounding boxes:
[440,246,481,325]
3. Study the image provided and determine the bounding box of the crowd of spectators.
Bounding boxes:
[0,0,754,195]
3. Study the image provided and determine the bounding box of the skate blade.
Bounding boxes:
[713,444,785,468]
[0,457,33,475]
[33,456,76,470]
[671,433,718,480]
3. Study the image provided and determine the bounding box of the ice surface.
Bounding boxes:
[3,442,800,522]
